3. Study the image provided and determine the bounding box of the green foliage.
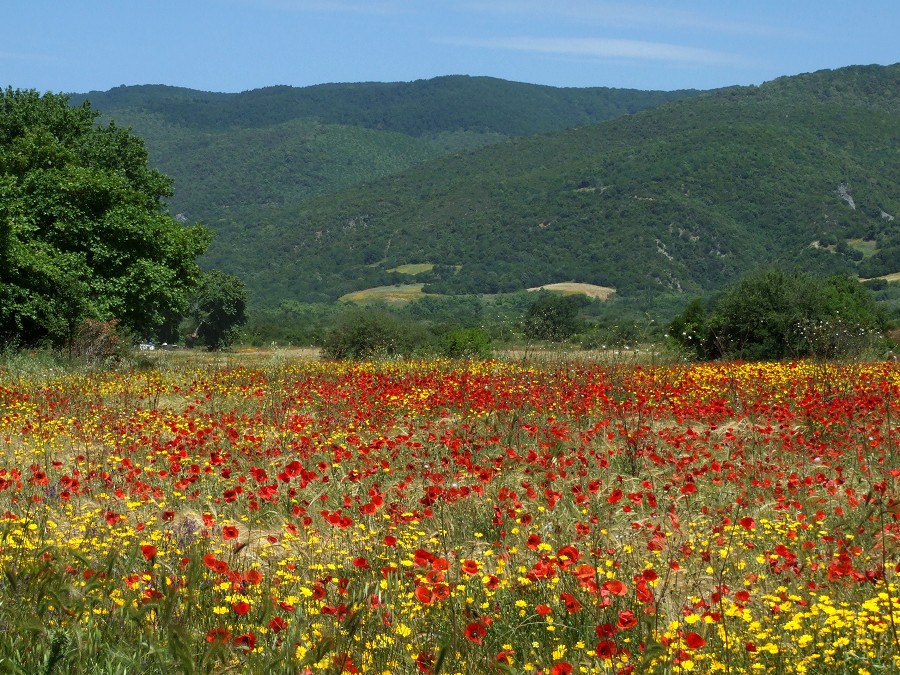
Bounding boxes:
[68,78,693,226]
[160,64,900,307]
[670,270,885,360]
[522,293,585,342]
[435,327,493,359]
[321,309,418,360]
[0,88,211,348]
[59,66,900,313]
[186,270,248,351]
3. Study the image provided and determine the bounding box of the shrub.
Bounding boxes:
[321,308,429,360]
[435,327,492,359]
[69,319,126,362]
[522,293,584,342]
[670,270,884,360]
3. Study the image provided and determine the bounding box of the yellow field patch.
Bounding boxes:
[387,263,435,275]
[527,282,616,300]
[340,283,428,304]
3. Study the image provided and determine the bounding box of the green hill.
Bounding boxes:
[70,67,900,308]
[193,64,899,305]
[70,77,694,222]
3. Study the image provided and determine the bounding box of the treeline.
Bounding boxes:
[245,269,896,363]
[70,77,693,138]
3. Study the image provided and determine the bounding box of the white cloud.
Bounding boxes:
[445,36,752,67]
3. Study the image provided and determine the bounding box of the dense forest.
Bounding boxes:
[65,66,900,344]
[189,66,899,304]
[70,77,695,224]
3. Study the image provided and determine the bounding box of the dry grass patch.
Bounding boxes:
[387,263,434,275]
[339,283,429,304]
[527,282,616,300]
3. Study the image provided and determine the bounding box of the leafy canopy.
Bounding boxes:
[523,292,585,342]
[0,88,211,346]
[186,270,248,351]
[670,269,884,360]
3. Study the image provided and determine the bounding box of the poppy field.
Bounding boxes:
[1,356,899,674]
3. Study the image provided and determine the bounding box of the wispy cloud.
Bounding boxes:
[236,0,412,14]
[460,1,809,40]
[444,36,752,67]
[0,50,59,65]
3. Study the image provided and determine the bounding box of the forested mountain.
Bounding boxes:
[70,77,694,222]
[73,66,900,307]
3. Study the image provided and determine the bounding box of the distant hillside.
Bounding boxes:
[70,77,695,222]
[192,64,900,305]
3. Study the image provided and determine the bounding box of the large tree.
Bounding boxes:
[0,88,211,347]
[185,270,248,351]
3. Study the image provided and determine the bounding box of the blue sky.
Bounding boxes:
[4,0,898,94]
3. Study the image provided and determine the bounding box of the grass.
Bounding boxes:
[339,283,429,304]
[847,238,878,259]
[386,263,435,275]
[527,282,617,301]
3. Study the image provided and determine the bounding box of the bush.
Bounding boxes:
[670,270,884,360]
[321,309,429,360]
[435,327,492,359]
[69,319,127,363]
[522,293,584,342]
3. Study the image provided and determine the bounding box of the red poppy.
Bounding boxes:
[414,585,434,605]
[233,632,256,651]
[222,525,240,540]
[551,663,573,675]
[232,601,251,616]
[595,640,617,659]
[635,580,654,604]
[268,616,287,633]
[536,603,552,616]
[461,559,479,576]
[617,609,638,630]
[244,569,263,585]
[685,631,706,649]
[596,623,617,638]
[140,545,157,561]
[416,651,435,673]
[602,579,628,596]
[464,621,487,645]
[559,592,582,613]
[432,583,450,601]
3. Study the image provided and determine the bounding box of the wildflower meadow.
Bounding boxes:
[0,355,898,674]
